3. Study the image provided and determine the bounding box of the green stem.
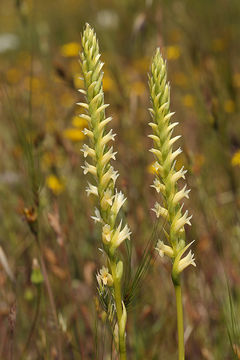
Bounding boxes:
[110,261,127,360]
[174,284,185,360]
[20,286,41,359]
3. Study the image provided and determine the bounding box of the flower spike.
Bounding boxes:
[148,48,195,277]
[149,46,195,360]
[79,23,129,357]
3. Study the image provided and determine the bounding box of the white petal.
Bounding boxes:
[152,202,168,219]
[77,89,86,95]
[169,135,181,147]
[76,102,89,110]
[100,129,116,147]
[173,210,192,233]
[163,112,175,123]
[155,240,174,258]
[151,178,165,193]
[101,147,117,167]
[86,183,98,196]
[111,191,126,216]
[112,221,131,248]
[148,122,158,131]
[81,144,95,158]
[170,147,182,163]
[101,166,116,188]
[91,208,102,223]
[96,103,109,114]
[149,148,162,160]
[172,185,191,205]
[178,250,196,273]
[81,161,97,176]
[98,117,112,131]
[148,134,160,143]
[82,128,93,139]
[101,189,114,210]
[171,167,187,184]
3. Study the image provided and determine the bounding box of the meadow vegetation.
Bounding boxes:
[0,0,240,359]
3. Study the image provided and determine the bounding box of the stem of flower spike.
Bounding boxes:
[110,260,127,360]
[174,283,185,360]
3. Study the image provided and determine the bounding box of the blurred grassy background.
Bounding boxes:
[1,0,240,359]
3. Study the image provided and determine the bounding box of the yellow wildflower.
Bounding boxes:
[166,45,180,60]
[73,74,84,89]
[147,162,159,174]
[60,42,81,57]
[23,76,43,92]
[46,175,65,195]
[63,128,85,141]
[102,76,114,92]
[231,150,240,167]
[182,94,194,108]
[224,99,235,113]
[6,68,22,84]
[102,71,115,92]
[31,77,43,91]
[71,115,88,128]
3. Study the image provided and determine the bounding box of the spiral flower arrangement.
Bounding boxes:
[79,23,129,359]
[149,48,195,360]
